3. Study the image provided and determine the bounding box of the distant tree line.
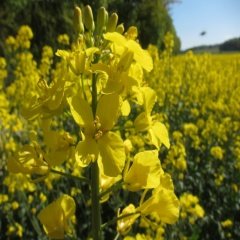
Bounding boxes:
[219,37,240,52]
[0,0,181,57]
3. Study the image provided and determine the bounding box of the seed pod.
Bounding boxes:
[106,12,118,32]
[83,5,95,32]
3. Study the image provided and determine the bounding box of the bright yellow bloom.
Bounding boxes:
[68,92,126,177]
[38,194,76,239]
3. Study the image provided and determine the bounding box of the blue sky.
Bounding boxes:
[171,0,240,50]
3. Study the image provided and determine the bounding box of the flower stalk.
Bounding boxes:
[91,73,102,240]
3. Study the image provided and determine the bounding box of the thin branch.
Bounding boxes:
[50,169,90,183]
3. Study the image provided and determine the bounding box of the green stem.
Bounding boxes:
[91,73,102,239]
[101,211,141,230]
[91,161,101,239]
[99,179,123,200]
[50,169,90,183]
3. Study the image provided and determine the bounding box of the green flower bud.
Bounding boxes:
[83,5,95,32]
[75,51,86,75]
[96,7,108,34]
[106,12,118,32]
[117,51,134,72]
[73,6,84,34]
[116,23,124,34]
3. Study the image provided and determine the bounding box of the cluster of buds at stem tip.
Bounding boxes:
[73,5,124,46]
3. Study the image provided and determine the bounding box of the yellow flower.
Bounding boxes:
[103,32,153,72]
[42,121,75,166]
[124,150,164,191]
[38,194,76,239]
[134,87,170,149]
[57,34,70,45]
[117,204,140,235]
[210,146,224,160]
[180,193,205,223]
[0,194,9,204]
[5,36,16,46]
[22,76,66,120]
[221,219,233,228]
[11,201,19,210]
[7,144,49,176]
[137,173,179,224]
[68,92,126,177]
[7,222,23,238]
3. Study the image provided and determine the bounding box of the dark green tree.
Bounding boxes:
[0,0,181,56]
[219,38,240,52]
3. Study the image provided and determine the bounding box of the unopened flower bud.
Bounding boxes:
[75,51,86,75]
[106,12,118,32]
[118,51,134,72]
[116,24,124,34]
[74,6,84,34]
[126,26,138,40]
[96,7,108,34]
[83,5,95,32]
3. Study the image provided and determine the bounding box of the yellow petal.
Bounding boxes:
[98,132,126,177]
[86,47,99,57]
[142,87,156,114]
[47,150,72,166]
[137,187,179,224]
[38,194,75,239]
[96,93,120,130]
[117,204,139,235]
[134,112,151,132]
[43,130,59,149]
[55,49,70,60]
[67,93,93,127]
[159,173,174,191]
[7,157,24,174]
[127,40,153,72]
[60,194,76,218]
[75,138,99,167]
[129,62,143,84]
[148,122,170,149]
[121,100,131,116]
[103,32,127,46]
[124,150,163,191]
